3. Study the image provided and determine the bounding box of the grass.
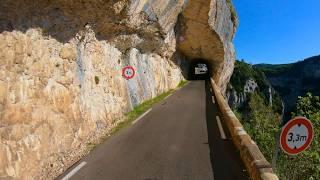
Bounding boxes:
[177,80,188,88]
[110,89,174,135]
[86,80,189,151]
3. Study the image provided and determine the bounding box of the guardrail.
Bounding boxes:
[210,78,279,180]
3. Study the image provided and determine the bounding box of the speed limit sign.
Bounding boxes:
[280,117,314,155]
[122,66,135,80]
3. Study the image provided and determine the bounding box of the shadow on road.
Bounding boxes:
[204,80,249,180]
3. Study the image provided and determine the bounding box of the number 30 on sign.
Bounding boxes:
[280,117,314,155]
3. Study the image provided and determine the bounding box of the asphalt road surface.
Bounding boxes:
[58,80,249,180]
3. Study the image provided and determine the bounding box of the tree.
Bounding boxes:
[276,93,320,179]
[242,93,279,161]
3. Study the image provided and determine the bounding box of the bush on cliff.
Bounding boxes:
[237,92,280,161]
[237,92,320,179]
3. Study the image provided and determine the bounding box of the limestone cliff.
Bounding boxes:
[227,60,283,115]
[255,55,320,118]
[177,0,237,92]
[0,0,237,179]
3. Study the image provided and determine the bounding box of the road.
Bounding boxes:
[58,80,248,180]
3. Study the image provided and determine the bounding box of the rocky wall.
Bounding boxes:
[0,0,187,179]
[0,0,237,178]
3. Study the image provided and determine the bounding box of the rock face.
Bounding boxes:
[226,60,282,112]
[227,79,258,109]
[177,0,237,92]
[256,55,320,115]
[0,0,237,179]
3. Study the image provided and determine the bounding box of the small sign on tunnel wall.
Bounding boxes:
[122,66,135,80]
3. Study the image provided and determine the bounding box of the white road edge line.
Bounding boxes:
[164,94,172,100]
[216,116,227,140]
[62,161,87,180]
[211,96,215,104]
[132,108,152,124]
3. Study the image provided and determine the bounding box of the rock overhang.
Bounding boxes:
[177,0,237,92]
[0,0,238,178]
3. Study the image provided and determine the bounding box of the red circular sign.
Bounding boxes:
[122,66,135,80]
[280,117,314,155]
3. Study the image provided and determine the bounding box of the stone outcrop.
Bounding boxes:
[0,0,237,179]
[177,0,237,93]
[262,55,320,115]
[227,79,258,109]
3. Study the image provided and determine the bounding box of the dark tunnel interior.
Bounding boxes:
[187,59,212,80]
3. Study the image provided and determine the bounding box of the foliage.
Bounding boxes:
[276,93,320,180]
[236,91,319,179]
[86,80,189,152]
[255,55,320,78]
[230,60,283,113]
[254,63,293,76]
[86,89,175,152]
[230,60,268,93]
[238,93,280,161]
[177,80,188,88]
[94,76,99,85]
[234,57,320,179]
[111,90,173,135]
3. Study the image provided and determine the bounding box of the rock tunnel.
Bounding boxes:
[177,0,237,91]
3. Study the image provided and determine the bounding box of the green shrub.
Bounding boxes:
[95,76,100,85]
[238,93,280,161]
[276,93,320,179]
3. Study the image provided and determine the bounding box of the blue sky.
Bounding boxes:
[233,0,320,64]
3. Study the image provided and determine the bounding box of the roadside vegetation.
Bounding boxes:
[275,93,320,179]
[234,92,280,161]
[86,80,188,151]
[177,80,188,88]
[110,90,174,135]
[253,63,293,76]
[232,62,319,179]
[235,91,320,180]
[230,60,283,113]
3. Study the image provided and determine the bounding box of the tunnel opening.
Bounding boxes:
[187,59,212,80]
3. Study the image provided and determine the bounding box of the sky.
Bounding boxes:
[233,0,320,64]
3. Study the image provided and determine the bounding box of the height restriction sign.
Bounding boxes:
[280,117,314,155]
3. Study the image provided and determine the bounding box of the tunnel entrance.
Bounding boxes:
[188,59,212,80]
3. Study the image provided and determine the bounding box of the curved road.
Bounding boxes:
[58,80,248,180]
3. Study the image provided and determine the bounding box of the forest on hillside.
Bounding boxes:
[229,60,320,179]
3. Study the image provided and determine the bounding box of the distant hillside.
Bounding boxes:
[253,63,294,76]
[227,60,283,167]
[227,60,283,114]
[229,57,320,179]
[254,55,320,118]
